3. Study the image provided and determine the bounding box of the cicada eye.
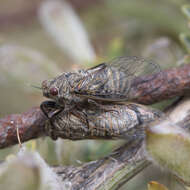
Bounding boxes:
[50,87,58,96]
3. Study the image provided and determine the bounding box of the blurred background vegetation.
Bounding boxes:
[0,0,190,189]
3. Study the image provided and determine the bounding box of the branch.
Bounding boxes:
[130,64,190,104]
[53,139,149,190]
[0,107,46,148]
[1,64,190,148]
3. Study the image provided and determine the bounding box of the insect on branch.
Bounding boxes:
[1,62,190,189]
[0,63,190,148]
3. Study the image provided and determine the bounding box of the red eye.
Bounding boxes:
[50,87,58,96]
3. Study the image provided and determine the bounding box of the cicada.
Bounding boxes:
[43,101,163,140]
[41,56,160,118]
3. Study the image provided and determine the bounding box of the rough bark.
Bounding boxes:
[130,64,190,104]
[53,139,149,190]
[0,107,46,148]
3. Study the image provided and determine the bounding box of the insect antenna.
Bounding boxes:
[30,84,42,90]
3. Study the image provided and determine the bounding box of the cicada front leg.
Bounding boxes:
[40,101,63,140]
[40,101,63,119]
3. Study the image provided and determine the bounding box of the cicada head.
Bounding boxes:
[42,73,71,105]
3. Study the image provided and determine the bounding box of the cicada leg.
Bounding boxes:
[40,101,63,140]
[40,101,63,118]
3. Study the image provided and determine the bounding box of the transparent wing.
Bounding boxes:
[108,56,160,77]
[74,56,160,102]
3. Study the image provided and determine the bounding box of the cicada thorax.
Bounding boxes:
[63,71,90,104]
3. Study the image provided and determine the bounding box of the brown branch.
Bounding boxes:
[130,64,190,104]
[53,138,149,190]
[0,64,190,148]
[0,107,46,148]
